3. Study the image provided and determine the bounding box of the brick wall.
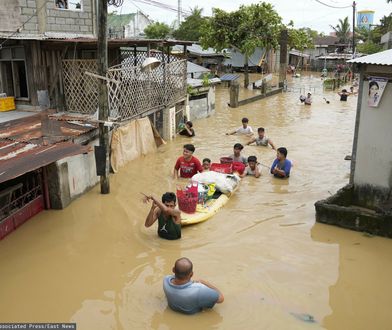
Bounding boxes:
[45,0,94,34]
[9,0,95,35]
[0,0,23,33]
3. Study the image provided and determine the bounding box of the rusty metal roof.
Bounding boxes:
[0,112,96,144]
[0,141,91,184]
[0,111,96,184]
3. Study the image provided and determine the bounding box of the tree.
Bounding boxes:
[357,41,383,54]
[172,7,207,41]
[201,2,282,87]
[330,17,351,44]
[287,27,314,51]
[144,22,171,39]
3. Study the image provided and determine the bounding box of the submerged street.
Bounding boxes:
[1,73,392,329]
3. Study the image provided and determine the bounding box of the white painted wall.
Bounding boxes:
[57,139,99,199]
[354,67,392,189]
[124,11,150,38]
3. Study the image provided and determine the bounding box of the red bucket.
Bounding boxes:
[220,157,233,164]
[177,192,198,213]
[232,161,245,175]
[210,163,232,174]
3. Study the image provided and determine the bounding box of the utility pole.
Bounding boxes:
[352,1,356,55]
[97,0,110,194]
[178,0,181,28]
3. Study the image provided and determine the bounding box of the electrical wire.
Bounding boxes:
[313,0,352,9]
[0,0,52,49]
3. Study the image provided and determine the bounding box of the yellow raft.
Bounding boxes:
[180,192,233,226]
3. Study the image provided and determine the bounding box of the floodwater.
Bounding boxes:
[1,73,392,329]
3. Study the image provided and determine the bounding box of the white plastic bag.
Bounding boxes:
[192,171,240,194]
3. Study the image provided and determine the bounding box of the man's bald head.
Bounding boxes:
[173,257,193,280]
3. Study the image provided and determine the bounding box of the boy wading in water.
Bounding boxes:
[143,192,181,240]
[173,144,203,179]
[270,147,292,178]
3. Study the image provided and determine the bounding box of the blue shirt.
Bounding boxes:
[270,158,292,178]
[163,275,219,314]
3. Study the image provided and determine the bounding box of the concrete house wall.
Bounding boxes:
[124,11,150,38]
[353,65,392,189]
[0,0,96,36]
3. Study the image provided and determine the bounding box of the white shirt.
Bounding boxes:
[235,126,254,134]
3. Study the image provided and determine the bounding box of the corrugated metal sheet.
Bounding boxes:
[219,74,240,82]
[0,111,96,184]
[348,49,392,66]
[187,61,210,75]
[223,47,265,67]
[0,141,90,184]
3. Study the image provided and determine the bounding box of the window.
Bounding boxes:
[0,47,29,99]
[55,0,82,10]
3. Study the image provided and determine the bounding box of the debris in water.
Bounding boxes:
[363,232,374,238]
[344,155,352,160]
[291,312,316,323]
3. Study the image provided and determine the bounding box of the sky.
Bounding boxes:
[111,0,392,34]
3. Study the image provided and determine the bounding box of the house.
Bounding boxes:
[315,49,392,238]
[304,36,339,70]
[0,0,190,239]
[108,11,151,39]
[173,44,227,73]
[381,32,392,50]
[186,62,220,120]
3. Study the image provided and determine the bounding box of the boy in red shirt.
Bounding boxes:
[173,144,203,179]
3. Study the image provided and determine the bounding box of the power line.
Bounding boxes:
[0,0,52,49]
[313,0,352,9]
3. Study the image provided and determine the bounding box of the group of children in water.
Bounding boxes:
[143,117,292,241]
[174,117,292,180]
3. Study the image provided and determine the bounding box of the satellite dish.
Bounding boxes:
[141,57,161,72]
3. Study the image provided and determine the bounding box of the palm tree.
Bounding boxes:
[330,17,351,44]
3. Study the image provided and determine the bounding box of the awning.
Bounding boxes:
[0,141,91,184]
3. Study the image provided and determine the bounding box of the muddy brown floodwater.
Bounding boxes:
[1,73,392,330]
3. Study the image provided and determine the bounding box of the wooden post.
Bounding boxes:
[279,29,288,88]
[229,80,239,108]
[97,0,110,194]
[244,55,249,88]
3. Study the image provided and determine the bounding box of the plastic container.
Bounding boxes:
[210,163,232,174]
[220,157,233,164]
[0,97,15,112]
[232,161,246,175]
[177,192,198,213]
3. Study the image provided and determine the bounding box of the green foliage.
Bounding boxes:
[173,7,207,41]
[200,2,282,56]
[356,41,383,54]
[144,22,171,39]
[377,14,392,35]
[201,73,210,87]
[287,28,314,51]
[330,17,351,43]
[355,26,382,44]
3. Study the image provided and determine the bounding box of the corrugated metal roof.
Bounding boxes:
[173,44,226,57]
[219,74,240,82]
[224,47,265,67]
[0,111,96,183]
[348,49,392,66]
[187,61,210,75]
[0,141,90,184]
[289,50,310,58]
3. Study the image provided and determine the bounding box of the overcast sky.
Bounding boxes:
[112,0,392,33]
